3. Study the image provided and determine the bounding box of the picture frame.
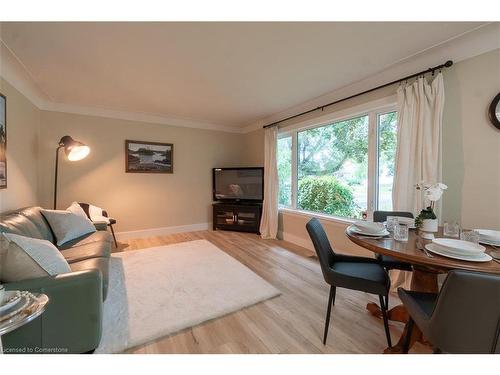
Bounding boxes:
[0,93,6,189]
[125,140,173,173]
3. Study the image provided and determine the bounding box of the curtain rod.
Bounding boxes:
[262,60,453,129]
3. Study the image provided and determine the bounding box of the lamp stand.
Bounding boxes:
[53,145,63,209]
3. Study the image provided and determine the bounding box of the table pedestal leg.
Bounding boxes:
[366,302,409,322]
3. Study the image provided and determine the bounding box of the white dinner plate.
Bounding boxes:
[349,225,389,237]
[431,243,484,257]
[0,291,21,314]
[432,238,485,255]
[475,229,500,243]
[425,244,492,262]
[479,238,500,246]
[353,221,386,234]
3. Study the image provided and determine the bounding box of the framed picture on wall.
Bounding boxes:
[125,140,173,173]
[0,93,6,189]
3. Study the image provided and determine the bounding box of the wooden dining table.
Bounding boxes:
[346,226,500,354]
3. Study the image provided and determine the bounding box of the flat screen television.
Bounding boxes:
[213,167,264,202]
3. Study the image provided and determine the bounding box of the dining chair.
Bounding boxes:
[398,270,500,353]
[373,211,414,272]
[306,217,392,347]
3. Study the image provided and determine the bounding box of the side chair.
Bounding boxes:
[399,270,500,353]
[306,217,392,347]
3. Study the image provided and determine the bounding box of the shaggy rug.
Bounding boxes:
[96,239,280,353]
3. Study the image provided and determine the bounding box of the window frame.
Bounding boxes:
[277,96,397,223]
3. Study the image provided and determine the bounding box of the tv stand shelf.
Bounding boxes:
[212,202,262,234]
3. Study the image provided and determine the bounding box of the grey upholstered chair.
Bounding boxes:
[399,270,500,353]
[373,211,414,272]
[306,217,392,347]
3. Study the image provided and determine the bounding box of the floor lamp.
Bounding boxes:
[54,135,90,209]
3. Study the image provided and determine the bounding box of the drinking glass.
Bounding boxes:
[443,221,460,238]
[394,223,409,242]
[386,217,399,232]
[460,230,480,244]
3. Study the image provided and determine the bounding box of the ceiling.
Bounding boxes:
[0,22,489,129]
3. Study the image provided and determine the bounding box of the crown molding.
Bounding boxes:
[0,41,52,108]
[41,102,244,133]
[242,23,500,134]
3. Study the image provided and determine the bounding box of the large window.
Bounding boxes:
[277,103,397,220]
[377,111,398,211]
[297,115,369,218]
[277,136,292,206]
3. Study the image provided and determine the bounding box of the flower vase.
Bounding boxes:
[420,219,438,240]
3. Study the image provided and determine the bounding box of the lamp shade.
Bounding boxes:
[58,135,90,161]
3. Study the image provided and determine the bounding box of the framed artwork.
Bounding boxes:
[0,93,6,189]
[125,140,173,173]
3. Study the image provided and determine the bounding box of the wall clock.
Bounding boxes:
[488,92,500,130]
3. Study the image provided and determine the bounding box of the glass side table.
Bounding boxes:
[0,292,49,354]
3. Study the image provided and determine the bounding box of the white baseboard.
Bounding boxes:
[278,231,313,251]
[116,222,211,241]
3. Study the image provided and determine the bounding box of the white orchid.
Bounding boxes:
[425,183,448,202]
[415,181,448,210]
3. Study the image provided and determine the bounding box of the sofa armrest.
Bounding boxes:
[3,270,103,354]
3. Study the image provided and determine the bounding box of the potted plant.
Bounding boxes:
[415,182,447,239]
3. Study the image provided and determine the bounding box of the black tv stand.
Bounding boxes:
[212,201,262,234]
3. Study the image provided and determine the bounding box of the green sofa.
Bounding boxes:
[0,206,112,354]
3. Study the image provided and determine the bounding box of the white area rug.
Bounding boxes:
[96,239,280,353]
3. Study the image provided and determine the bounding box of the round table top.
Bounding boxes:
[0,292,49,336]
[346,227,500,275]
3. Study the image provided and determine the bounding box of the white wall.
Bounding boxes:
[442,49,500,229]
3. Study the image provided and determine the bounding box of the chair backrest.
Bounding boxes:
[373,210,413,223]
[78,203,92,220]
[430,270,500,353]
[306,218,336,283]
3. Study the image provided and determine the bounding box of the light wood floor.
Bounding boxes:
[115,230,430,354]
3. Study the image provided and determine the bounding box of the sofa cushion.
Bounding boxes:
[58,230,112,250]
[70,257,109,300]
[18,207,56,243]
[0,207,54,243]
[60,239,111,264]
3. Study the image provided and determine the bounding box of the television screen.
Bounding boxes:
[213,168,263,201]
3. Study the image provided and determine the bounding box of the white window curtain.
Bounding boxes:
[393,73,445,213]
[259,126,279,239]
[391,73,445,289]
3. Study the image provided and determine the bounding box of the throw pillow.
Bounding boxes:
[41,208,96,246]
[1,233,71,282]
[67,201,89,220]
